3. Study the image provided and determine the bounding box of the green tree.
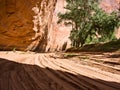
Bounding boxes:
[58,0,120,47]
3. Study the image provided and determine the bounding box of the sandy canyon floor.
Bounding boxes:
[0,51,120,90]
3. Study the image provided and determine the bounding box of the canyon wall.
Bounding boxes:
[100,0,120,39]
[0,0,57,52]
[100,0,120,13]
[46,0,71,52]
[0,0,119,52]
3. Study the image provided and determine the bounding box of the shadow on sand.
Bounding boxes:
[0,58,120,90]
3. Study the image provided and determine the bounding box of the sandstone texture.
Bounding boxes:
[0,0,119,52]
[46,0,71,52]
[0,52,120,90]
[0,0,34,51]
[0,0,57,52]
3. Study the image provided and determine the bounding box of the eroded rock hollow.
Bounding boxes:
[0,0,57,52]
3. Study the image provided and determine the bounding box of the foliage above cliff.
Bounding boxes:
[58,0,120,47]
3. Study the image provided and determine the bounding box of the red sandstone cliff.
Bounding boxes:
[0,0,57,52]
[100,0,120,13]
[100,0,120,39]
[46,0,71,51]
[0,0,119,52]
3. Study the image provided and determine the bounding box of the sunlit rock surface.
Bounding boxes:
[100,0,120,13]
[46,0,71,52]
